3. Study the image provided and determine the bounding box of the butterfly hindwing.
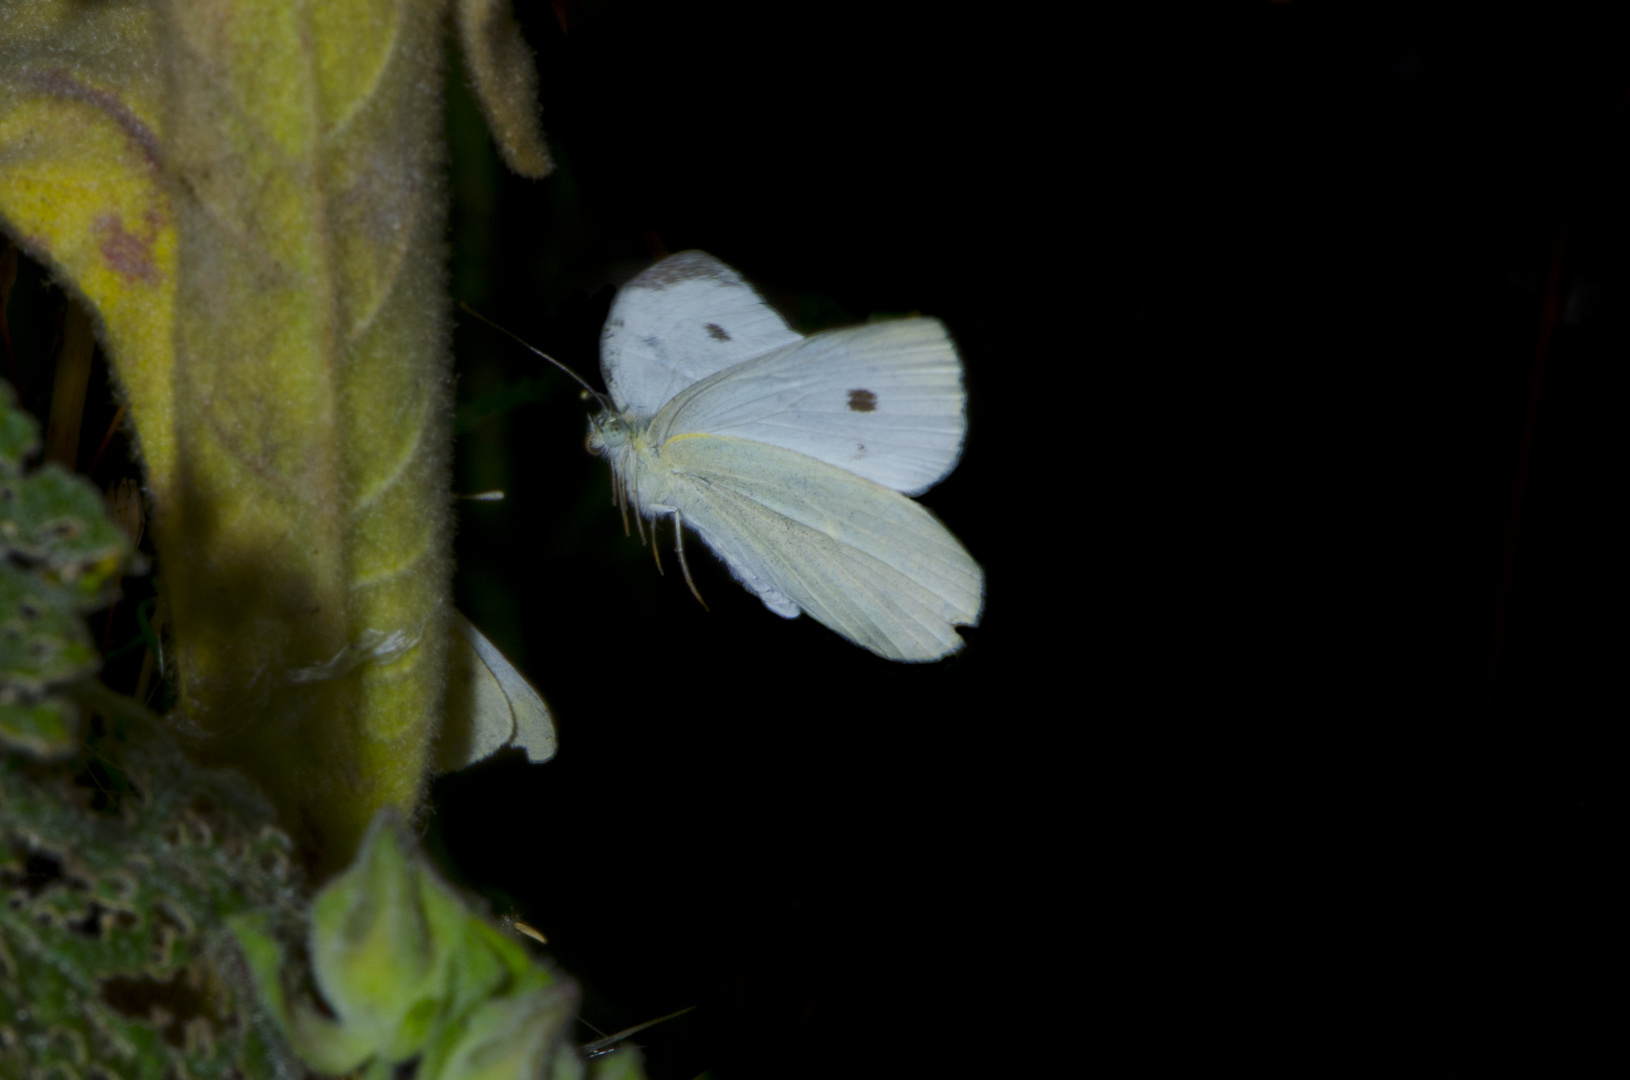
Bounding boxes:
[656,434,983,661]
[437,612,557,772]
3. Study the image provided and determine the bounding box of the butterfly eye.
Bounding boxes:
[585,415,612,454]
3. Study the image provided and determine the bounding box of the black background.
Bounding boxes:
[433,2,1619,1072]
[3,1,1620,1074]
[434,5,1070,1078]
[438,3,1621,1072]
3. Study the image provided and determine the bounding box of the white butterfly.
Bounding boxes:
[585,251,983,661]
[435,611,556,771]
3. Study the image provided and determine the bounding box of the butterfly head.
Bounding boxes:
[584,410,634,455]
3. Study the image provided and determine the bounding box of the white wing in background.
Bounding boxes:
[436,611,557,772]
[601,251,803,415]
[654,436,983,661]
[653,318,966,495]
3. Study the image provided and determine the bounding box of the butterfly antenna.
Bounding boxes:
[672,509,709,611]
[457,302,615,412]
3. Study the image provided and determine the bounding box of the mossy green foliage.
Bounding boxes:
[0,381,133,758]
[0,714,303,1078]
[232,810,631,1080]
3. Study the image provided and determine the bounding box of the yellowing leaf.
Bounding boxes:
[0,2,464,871]
[456,0,553,178]
[1,0,555,872]
[0,2,178,495]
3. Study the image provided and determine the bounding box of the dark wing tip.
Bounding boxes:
[630,250,738,290]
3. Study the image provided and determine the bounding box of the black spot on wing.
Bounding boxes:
[847,389,877,412]
[705,323,731,341]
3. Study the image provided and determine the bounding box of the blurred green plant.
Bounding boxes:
[0,695,303,1078]
[231,810,592,1080]
[0,380,134,757]
[0,0,552,874]
[0,3,657,1077]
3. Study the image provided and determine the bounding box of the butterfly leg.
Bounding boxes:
[649,503,708,610]
[672,509,709,611]
[629,465,647,546]
[611,470,631,537]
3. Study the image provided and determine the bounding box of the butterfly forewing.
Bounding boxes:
[600,251,803,415]
[651,318,967,496]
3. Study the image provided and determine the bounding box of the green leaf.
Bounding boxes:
[234,806,585,1077]
[308,810,462,1061]
[0,382,131,757]
[0,714,304,1078]
[0,465,130,594]
[0,0,177,490]
[420,980,579,1080]
[0,697,77,758]
[0,383,37,467]
[0,564,100,691]
[0,0,482,869]
[3,0,558,871]
[454,0,553,178]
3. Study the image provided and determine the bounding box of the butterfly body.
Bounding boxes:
[588,252,983,661]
